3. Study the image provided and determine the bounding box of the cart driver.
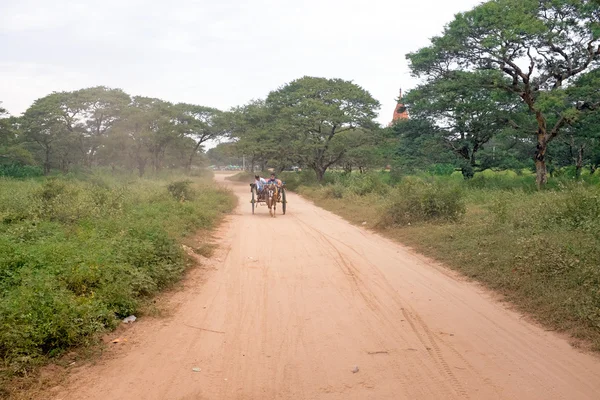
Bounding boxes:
[266,173,282,187]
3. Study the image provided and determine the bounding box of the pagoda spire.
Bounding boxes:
[389,87,408,126]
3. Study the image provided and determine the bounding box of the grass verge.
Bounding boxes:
[0,171,235,396]
[293,173,600,352]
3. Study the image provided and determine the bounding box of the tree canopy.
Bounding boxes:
[407,0,600,186]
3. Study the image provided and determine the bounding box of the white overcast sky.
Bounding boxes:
[0,0,483,138]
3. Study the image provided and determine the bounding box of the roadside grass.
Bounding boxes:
[270,169,600,351]
[0,171,235,395]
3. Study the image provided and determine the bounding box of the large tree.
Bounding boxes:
[0,105,33,166]
[390,119,458,174]
[74,86,130,166]
[174,104,227,171]
[404,71,526,178]
[207,142,242,167]
[266,76,380,181]
[110,96,179,176]
[228,100,281,172]
[407,0,600,187]
[21,93,81,174]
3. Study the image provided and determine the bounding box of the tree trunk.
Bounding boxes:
[137,158,146,177]
[187,140,203,172]
[44,146,51,175]
[249,156,256,173]
[534,132,548,189]
[461,165,474,179]
[314,166,326,182]
[576,145,584,179]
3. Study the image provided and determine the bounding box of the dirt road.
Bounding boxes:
[54,174,600,400]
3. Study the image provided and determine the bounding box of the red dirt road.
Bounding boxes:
[53,174,600,399]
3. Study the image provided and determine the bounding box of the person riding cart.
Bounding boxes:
[254,175,267,199]
[250,173,287,215]
[266,173,282,187]
[253,173,283,201]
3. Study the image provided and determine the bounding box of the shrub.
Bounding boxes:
[0,164,43,178]
[167,180,195,201]
[322,184,346,199]
[427,163,456,176]
[379,179,466,226]
[336,173,389,196]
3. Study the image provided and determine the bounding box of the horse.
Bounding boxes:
[265,183,279,217]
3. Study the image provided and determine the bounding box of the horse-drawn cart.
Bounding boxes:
[250,182,287,216]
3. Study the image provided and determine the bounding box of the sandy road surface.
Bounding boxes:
[54,174,600,400]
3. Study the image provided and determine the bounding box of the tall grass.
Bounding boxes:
[0,172,235,379]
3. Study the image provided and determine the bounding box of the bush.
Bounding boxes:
[466,170,537,191]
[167,180,195,201]
[322,184,346,199]
[427,163,456,176]
[0,164,43,178]
[334,173,389,196]
[379,179,466,226]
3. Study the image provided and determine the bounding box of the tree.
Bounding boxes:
[407,0,600,187]
[109,96,175,176]
[390,119,458,174]
[228,100,280,172]
[21,93,79,174]
[207,142,242,166]
[404,71,525,178]
[0,105,33,166]
[0,103,10,146]
[74,86,130,166]
[266,76,380,181]
[173,104,226,172]
[339,128,386,173]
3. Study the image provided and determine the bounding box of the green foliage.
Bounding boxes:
[404,70,523,173]
[0,164,43,178]
[14,87,226,177]
[0,173,234,376]
[379,179,466,226]
[167,180,195,201]
[265,76,381,180]
[333,173,390,196]
[427,163,456,176]
[406,0,600,186]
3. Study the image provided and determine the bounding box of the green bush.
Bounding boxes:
[379,179,466,226]
[0,164,43,178]
[322,184,346,199]
[489,183,600,234]
[427,163,456,176]
[167,180,195,201]
[334,173,389,196]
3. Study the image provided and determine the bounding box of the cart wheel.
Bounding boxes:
[281,188,287,215]
[251,187,257,214]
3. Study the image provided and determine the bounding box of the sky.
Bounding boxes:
[0,0,483,147]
